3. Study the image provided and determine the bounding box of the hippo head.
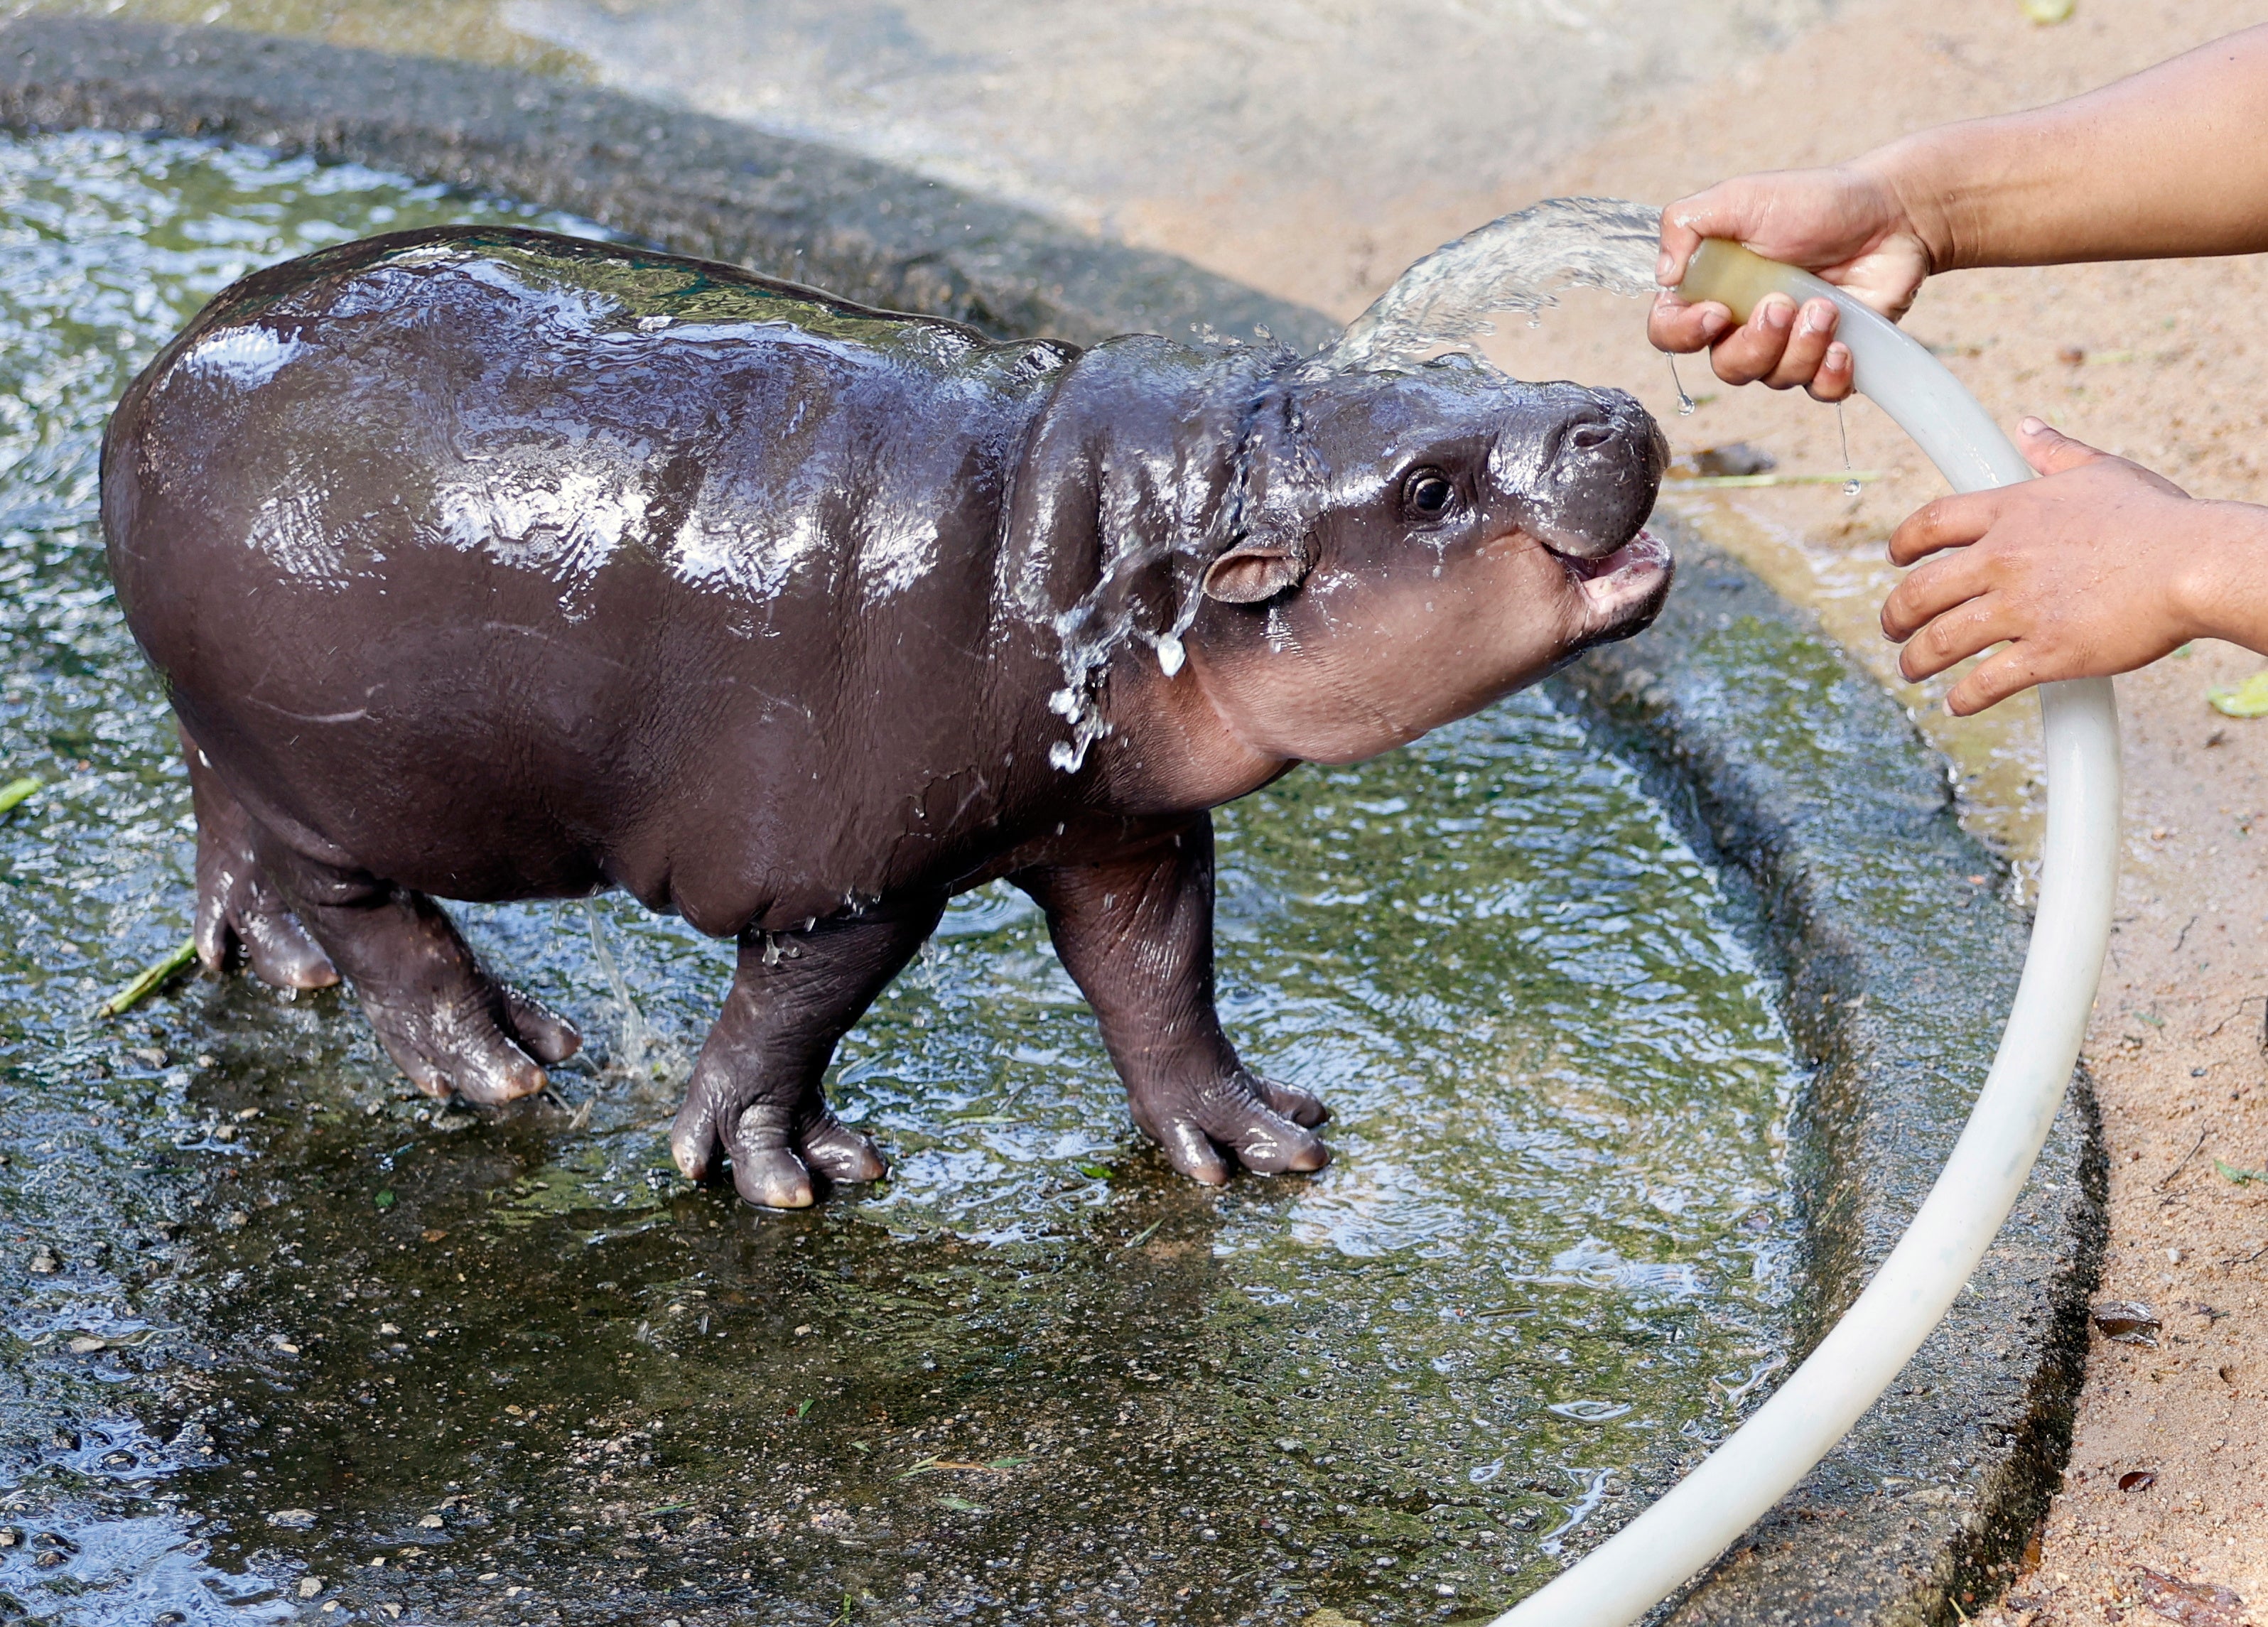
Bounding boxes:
[1181,358,1670,765]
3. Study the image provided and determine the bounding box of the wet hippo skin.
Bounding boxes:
[102,227,1670,1207]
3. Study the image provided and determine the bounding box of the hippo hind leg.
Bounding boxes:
[670,901,944,1209]
[253,835,580,1105]
[1015,818,1329,1185]
[183,728,338,991]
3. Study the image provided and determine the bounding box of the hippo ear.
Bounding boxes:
[1201,544,1305,605]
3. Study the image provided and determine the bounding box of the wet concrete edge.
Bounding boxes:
[0,14,1339,355]
[0,17,2101,1624]
[1567,521,2106,1627]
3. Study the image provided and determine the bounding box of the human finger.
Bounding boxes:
[1886,490,1998,566]
[1806,341,1856,403]
[1763,298,1841,389]
[1896,594,2017,683]
[1647,290,1732,354]
[1881,547,1995,642]
[1705,293,1800,386]
[2016,416,2109,477]
[1945,642,2056,717]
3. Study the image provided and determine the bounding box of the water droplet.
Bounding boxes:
[1668,355,1695,416]
[1155,633,1184,678]
[1842,478,1862,499]
[1836,402,1857,495]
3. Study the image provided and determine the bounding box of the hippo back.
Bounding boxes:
[102,228,1078,929]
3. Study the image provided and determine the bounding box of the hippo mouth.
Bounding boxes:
[1549,526,1674,635]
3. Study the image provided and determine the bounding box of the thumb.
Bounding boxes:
[2016,416,2107,476]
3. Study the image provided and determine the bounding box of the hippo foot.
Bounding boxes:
[185,737,338,991]
[1129,1069,1330,1186]
[196,836,339,991]
[362,978,582,1107]
[670,1081,886,1210]
[253,848,583,1106]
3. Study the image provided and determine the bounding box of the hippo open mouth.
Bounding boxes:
[1550,526,1674,635]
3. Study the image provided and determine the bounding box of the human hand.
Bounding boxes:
[1647,163,1936,402]
[1879,421,2257,715]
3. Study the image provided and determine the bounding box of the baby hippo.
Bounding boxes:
[102,227,1668,1207]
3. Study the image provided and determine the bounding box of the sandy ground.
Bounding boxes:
[26,0,2268,1617]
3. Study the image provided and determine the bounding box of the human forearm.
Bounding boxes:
[1868,25,2268,273]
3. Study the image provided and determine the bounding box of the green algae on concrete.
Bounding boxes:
[0,131,1802,1626]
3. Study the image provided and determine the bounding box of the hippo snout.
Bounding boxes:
[1520,388,1666,561]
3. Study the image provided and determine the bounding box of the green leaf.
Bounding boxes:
[1076,1163,1111,1180]
[0,774,40,816]
[374,1189,396,1209]
[796,1398,816,1419]
[936,1494,986,1513]
[2215,1157,2266,1186]
[2208,672,2268,718]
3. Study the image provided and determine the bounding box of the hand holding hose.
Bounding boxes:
[1648,163,1930,401]
[1652,25,2268,407]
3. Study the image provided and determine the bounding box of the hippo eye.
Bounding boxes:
[1403,470,1456,520]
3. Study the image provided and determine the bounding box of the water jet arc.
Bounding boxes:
[1492,239,2120,1626]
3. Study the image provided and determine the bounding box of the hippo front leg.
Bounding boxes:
[670,901,944,1209]
[1015,818,1329,1185]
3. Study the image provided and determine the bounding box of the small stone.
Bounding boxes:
[1692,442,1776,478]
[0,1527,19,1547]
[417,1513,445,1529]
[297,1577,325,1599]
[2092,1299,2161,1344]
[66,1336,105,1356]
[27,1247,59,1275]
[266,1508,318,1530]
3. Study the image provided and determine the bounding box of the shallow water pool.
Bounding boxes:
[0,131,1802,1625]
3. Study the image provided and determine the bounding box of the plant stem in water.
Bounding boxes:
[99,935,198,1018]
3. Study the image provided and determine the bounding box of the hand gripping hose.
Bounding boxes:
[1492,240,2121,1626]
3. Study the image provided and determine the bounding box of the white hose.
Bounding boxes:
[1492,240,2121,1626]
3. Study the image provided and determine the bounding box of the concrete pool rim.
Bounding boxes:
[0,16,2104,1624]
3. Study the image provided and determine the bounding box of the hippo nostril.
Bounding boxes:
[1565,418,1615,452]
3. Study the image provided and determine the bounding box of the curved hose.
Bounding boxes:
[1492,240,2121,1626]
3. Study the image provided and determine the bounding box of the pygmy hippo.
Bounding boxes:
[102,227,1669,1207]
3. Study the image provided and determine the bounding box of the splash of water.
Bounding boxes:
[582,902,688,1093]
[1321,196,1663,374]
